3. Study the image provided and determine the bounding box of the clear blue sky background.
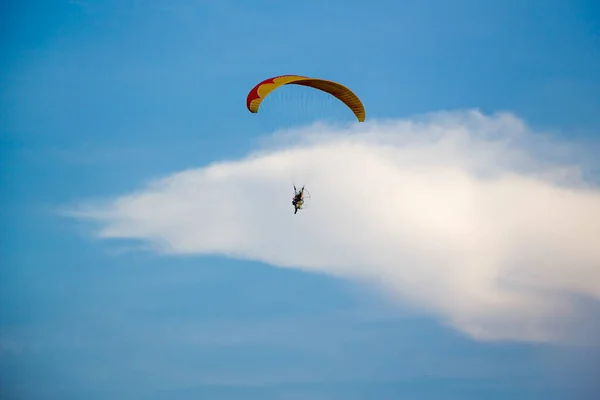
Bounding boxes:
[1,1,599,399]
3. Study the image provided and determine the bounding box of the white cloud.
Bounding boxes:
[70,109,600,343]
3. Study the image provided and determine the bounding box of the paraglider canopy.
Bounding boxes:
[246,75,366,122]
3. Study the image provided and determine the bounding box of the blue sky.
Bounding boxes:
[2,1,600,399]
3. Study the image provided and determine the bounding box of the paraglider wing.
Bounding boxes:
[246,75,366,122]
